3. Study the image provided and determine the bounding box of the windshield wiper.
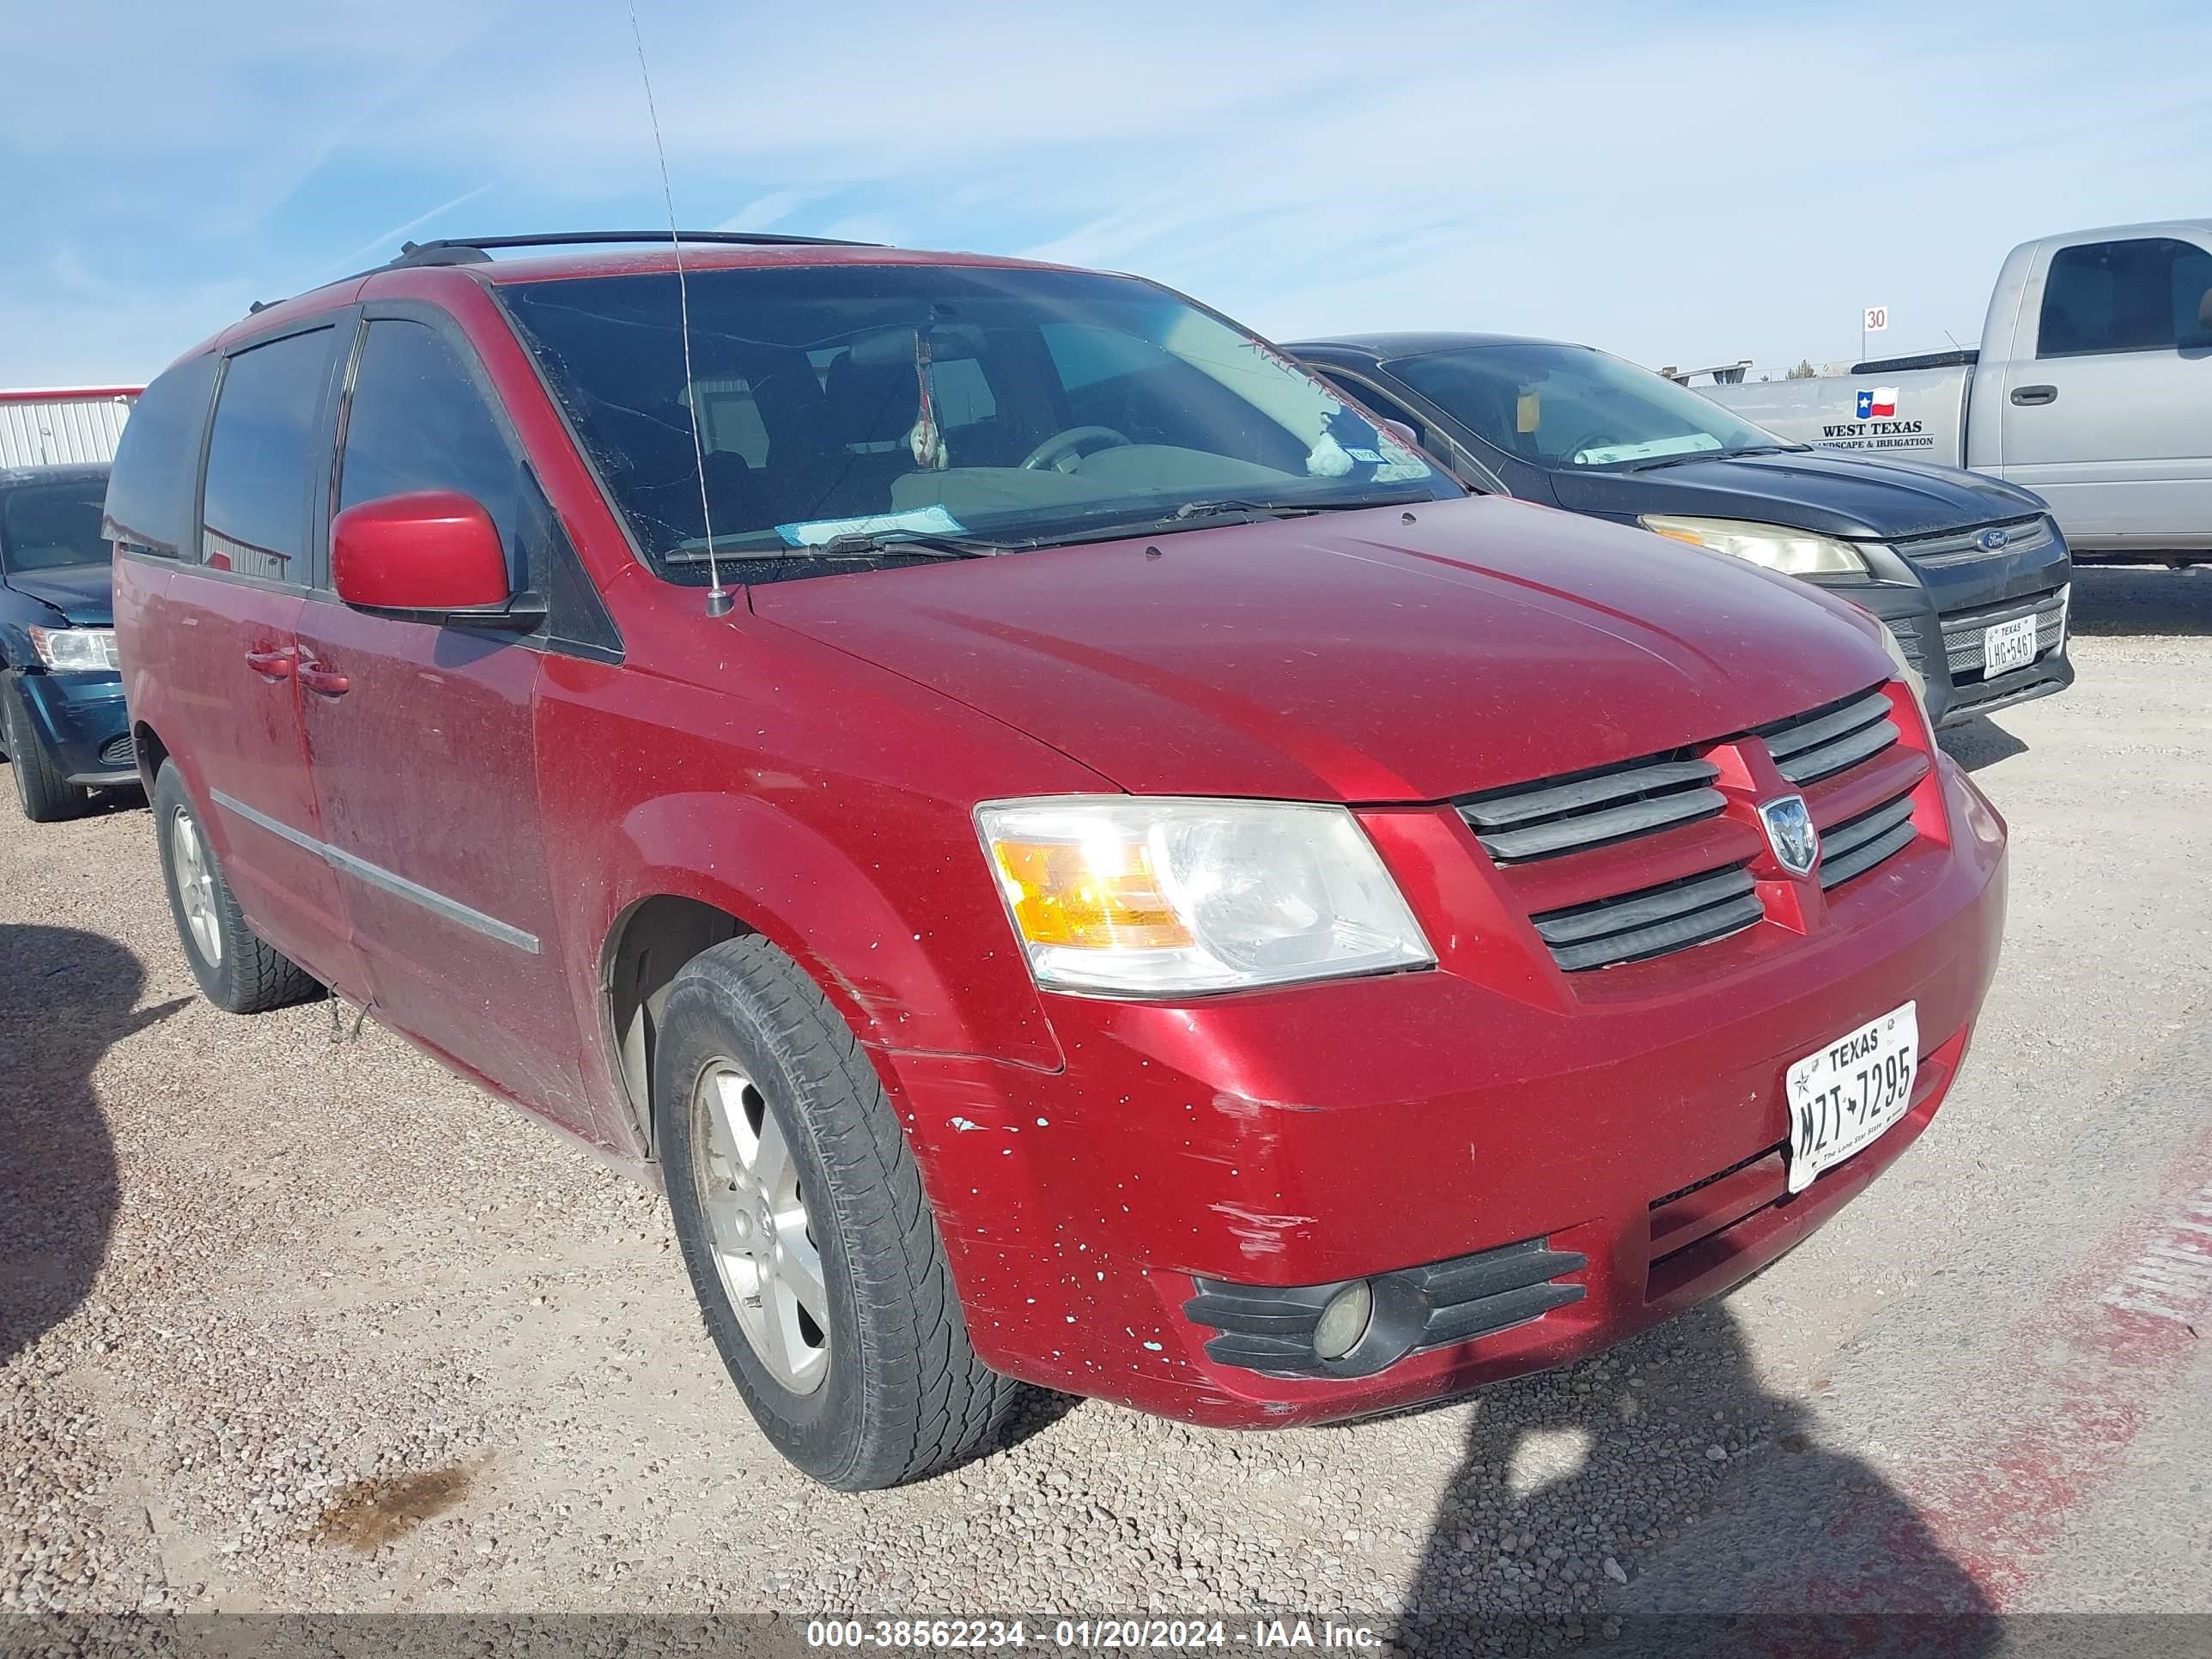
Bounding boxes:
[1628,443,1808,473]
[665,530,1002,564]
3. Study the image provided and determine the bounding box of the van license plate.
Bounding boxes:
[1784,1002,1918,1194]
[1983,615,2038,674]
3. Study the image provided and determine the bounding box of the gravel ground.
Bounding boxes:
[3,566,2209,1650]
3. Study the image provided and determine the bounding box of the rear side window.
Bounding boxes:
[103,354,216,559]
[337,319,526,567]
[2038,238,2212,356]
[201,329,335,581]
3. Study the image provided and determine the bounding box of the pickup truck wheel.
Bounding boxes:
[152,763,323,1014]
[655,935,1023,1490]
[4,680,90,823]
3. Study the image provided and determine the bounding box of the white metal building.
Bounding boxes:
[0,387,141,468]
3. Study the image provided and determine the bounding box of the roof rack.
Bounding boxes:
[391,230,882,267]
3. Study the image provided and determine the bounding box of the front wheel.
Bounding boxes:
[3,680,89,823]
[654,935,1023,1489]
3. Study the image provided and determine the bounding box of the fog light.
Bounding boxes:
[1312,1279,1373,1361]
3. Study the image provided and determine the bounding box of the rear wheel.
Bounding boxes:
[152,762,321,1013]
[3,680,90,823]
[654,935,1022,1489]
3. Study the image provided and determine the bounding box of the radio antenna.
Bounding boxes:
[627,0,731,617]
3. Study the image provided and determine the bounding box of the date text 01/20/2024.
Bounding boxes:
[803,1619,1382,1650]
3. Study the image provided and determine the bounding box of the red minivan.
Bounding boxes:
[107,233,2007,1489]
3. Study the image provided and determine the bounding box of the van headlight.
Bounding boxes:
[1640,515,1874,577]
[975,797,1434,996]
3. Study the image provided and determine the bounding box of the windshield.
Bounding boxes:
[1391,343,1791,470]
[502,264,1453,581]
[0,478,111,574]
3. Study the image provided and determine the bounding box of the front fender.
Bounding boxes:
[582,789,1067,1076]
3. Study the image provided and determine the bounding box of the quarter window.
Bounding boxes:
[105,354,216,560]
[338,319,526,569]
[201,329,334,580]
[2038,237,2212,357]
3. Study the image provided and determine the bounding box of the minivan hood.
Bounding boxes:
[1549,448,2045,540]
[754,495,1891,802]
[3,564,112,626]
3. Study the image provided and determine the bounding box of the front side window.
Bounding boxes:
[2039,237,2212,357]
[1392,343,1791,471]
[338,319,526,570]
[501,264,1451,583]
[201,329,334,580]
[1,478,110,573]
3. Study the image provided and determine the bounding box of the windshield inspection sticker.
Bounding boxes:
[776,505,969,546]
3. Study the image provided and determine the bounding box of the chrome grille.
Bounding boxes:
[1456,754,1723,864]
[1756,688,1899,786]
[1895,514,2053,568]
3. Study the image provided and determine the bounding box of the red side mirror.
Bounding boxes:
[331,490,512,614]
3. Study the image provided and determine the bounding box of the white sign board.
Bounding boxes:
[1863,306,1890,334]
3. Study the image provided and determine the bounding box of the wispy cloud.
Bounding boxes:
[2,0,2206,384]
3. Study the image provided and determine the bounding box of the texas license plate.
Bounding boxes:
[1784,1002,1918,1193]
[1983,614,2038,674]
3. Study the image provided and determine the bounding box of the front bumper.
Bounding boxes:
[1908,524,2075,727]
[9,669,135,786]
[882,756,2007,1427]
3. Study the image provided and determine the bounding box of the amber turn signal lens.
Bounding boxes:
[990,838,1196,952]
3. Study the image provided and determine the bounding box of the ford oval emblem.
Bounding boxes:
[1978,527,2009,552]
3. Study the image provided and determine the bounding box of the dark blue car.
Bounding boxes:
[0,464,137,821]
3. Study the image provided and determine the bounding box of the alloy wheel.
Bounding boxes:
[169,806,222,966]
[690,1060,830,1394]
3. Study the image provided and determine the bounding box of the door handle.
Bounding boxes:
[244,647,295,680]
[2010,384,2058,406]
[297,662,351,698]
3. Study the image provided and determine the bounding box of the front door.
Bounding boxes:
[169,323,363,994]
[2000,232,2212,550]
[295,311,586,1131]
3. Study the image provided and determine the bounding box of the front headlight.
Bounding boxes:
[975,796,1434,996]
[27,626,120,672]
[1640,515,1874,577]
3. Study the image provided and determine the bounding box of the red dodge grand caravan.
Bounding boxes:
[106,232,2007,1489]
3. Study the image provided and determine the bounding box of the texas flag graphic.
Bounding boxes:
[1856,386,1899,419]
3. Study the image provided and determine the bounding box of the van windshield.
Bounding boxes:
[1392,343,1793,471]
[501,264,1453,581]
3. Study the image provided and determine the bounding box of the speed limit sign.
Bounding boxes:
[1863,306,1890,333]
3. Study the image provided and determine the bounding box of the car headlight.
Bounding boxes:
[27,625,120,672]
[1640,515,1874,577]
[975,796,1435,996]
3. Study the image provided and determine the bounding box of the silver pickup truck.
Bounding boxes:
[1701,222,2212,564]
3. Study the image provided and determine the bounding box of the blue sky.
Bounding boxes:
[3,0,2205,387]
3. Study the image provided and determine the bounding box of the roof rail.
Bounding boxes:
[390,229,882,267]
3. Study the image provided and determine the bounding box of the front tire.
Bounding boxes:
[4,680,90,823]
[152,762,321,1013]
[655,935,1022,1490]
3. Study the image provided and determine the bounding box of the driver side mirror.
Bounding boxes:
[2199,285,2212,331]
[331,491,544,630]
[1378,418,1424,450]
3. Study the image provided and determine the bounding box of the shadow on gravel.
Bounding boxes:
[2066,566,2212,638]
[1393,1304,1996,1659]
[1938,718,2028,775]
[0,922,185,1364]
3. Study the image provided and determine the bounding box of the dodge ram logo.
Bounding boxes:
[1759,794,1820,878]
